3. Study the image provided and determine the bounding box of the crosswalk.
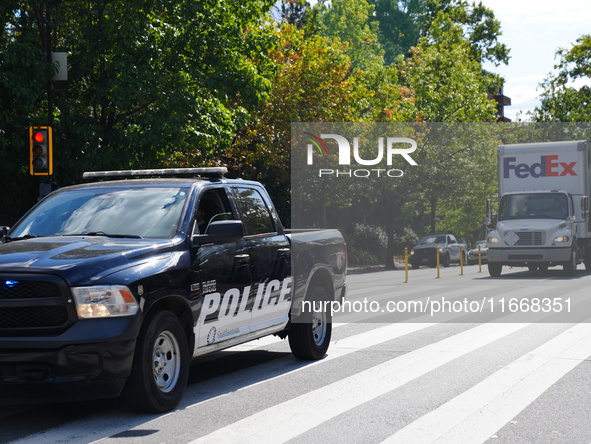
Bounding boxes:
[5,269,591,443]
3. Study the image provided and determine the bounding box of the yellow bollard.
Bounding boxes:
[478,245,482,273]
[404,247,409,283]
[459,245,464,275]
[436,248,440,279]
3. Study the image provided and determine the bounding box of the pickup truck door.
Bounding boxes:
[229,185,292,334]
[192,187,253,350]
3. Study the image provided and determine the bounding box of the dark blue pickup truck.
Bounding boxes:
[0,168,346,412]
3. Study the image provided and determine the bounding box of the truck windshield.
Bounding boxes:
[418,235,446,244]
[9,186,190,239]
[498,193,568,221]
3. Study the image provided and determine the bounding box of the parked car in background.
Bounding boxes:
[409,233,467,268]
[467,240,488,265]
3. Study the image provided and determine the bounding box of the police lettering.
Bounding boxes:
[503,155,577,179]
[198,278,292,324]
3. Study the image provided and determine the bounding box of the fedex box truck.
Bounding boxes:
[486,140,591,277]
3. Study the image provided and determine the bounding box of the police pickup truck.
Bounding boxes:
[0,168,346,413]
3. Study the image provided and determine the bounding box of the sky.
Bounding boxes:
[479,0,591,121]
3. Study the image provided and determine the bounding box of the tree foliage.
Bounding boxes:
[532,34,591,122]
[226,23,416,224]
[0,0,276,223]
[370,0,509,66]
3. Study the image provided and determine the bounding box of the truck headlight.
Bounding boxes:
[410,250,415,256]
[438,248,444,253]
[487,236,499,244]
[553,235,570,243]
[72,285,139,318]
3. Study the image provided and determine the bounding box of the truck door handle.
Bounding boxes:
[234,254,250,265]
[277,248,290,256]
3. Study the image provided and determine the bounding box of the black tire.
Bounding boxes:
[289,286,332,360]
[411,263,419,270]
[124,310,189,413]
[488,262,502,277]
[528,265,538,272]
[563,248,577,277]
[442,253,450,268]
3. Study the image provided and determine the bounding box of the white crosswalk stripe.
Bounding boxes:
[383,321,591,443]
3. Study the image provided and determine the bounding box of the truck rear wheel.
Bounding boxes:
[124,310,189,413]
[289,286,332,360]
[488,262,502,277]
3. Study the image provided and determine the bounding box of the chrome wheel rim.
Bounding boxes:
[311,310,327,346]
[152,330,180,393]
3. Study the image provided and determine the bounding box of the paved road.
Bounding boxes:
[3,265,591,443]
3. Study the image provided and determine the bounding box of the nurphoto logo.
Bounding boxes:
[303,132,418,178]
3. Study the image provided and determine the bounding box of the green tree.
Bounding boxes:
[371,0,509,66]
[227,24,402,224]
[399,13,498,236]
[274,0,310,27]
[0,0,53,223]
[313,0,384,71]
[532,34,591,122]
[400,13,497,121]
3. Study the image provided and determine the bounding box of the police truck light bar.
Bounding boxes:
[29,126,53,176]
[82,167,228,180]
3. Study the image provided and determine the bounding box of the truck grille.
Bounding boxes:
[508,254,543,260]
[0,306,68,328]
[414,248,435,258]
[0,280,61,299]
[412,248,436,259]
[0,275,74,336]
[515,231,544,246]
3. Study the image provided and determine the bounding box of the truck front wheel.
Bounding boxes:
[488,262,502,277]
[124,310,189,413]
[563,248,577,277]
[442,253,450,267]
[289,286,332,360]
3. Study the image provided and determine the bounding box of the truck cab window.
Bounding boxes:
[196,189,235,234]
[231,187,275,235]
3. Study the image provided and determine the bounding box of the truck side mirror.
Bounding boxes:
[192,220,244,246]
[1,226,8,242]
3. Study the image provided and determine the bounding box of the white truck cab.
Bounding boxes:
[486,141,591,276]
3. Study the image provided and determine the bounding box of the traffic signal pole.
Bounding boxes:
[36,1,54,198]
[46,1,53,126]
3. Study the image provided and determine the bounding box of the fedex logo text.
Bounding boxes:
[503,155,577,179]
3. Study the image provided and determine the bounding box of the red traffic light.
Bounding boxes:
[33,132,45,143]
[29,126,53,175]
